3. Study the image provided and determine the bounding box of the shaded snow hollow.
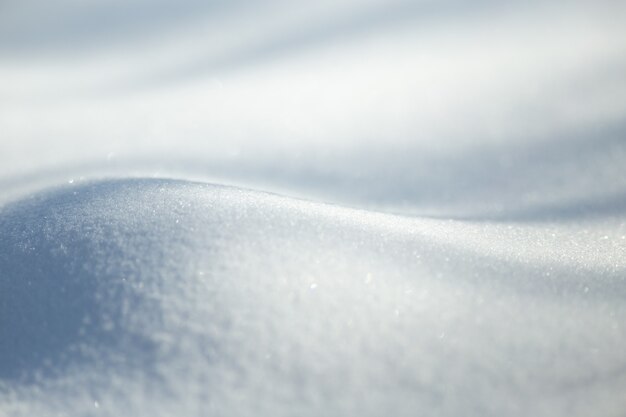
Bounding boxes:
[1,178,625,416]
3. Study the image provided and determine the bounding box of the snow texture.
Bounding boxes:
[1,179,624,417]
[1,0,626,416]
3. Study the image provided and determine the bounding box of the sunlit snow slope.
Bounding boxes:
[1,179,625,416]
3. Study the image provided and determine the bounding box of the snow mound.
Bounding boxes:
[1,178,625,416]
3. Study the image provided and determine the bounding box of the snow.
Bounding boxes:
[1,179,624,416]
[1,0,626,416]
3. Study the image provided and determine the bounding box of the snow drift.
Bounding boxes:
[1,179,625,416]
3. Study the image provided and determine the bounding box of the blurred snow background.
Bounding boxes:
[1,0,625,218]
[1,1,626,416]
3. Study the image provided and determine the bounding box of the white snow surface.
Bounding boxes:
[1,1,626,416]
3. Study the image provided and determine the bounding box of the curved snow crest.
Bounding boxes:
[1,178,625,416]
